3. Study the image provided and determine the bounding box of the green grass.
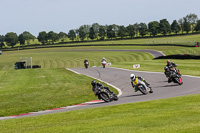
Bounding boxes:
[1,94,200,133]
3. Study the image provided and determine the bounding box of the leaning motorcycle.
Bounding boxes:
[102,61,106,68]
[170,71,183,85]
[93,86,118,102]
[132,78,153,95]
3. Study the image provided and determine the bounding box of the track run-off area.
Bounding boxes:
[1,49,200,120]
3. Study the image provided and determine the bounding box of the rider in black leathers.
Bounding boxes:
[91,80,113,98]
[164,60,179,83]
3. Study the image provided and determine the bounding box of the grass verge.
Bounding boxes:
[1,94,200,133]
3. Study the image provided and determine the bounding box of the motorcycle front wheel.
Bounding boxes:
[138,85,148,95]
[99,92,111,102]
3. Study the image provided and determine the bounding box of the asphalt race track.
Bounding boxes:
[1,50,200,120]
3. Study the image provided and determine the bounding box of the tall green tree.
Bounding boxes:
[117,25,127,38]
[68,29,76,41]
[106,25,116,39]
[148,21,160,36]
[92,23,100,40]
[5,32,18,48]
[18,31,35,45]
[98,25,106,40]
[37,31,47,45]
[171,20,180,34]
[126,24,135,38]
[0,35,5,49]
[183,17,191,34]
[178,18,184,34]
[78,26,86,41]
[58,32,67,43]
[195,20,200,32]
[82,25,91,40]
[47,31,58,44]
[185,13,198,33]
[139,23,148,37]
[133,23,139,37]
[89,27,95,40]
[159,19,171,35]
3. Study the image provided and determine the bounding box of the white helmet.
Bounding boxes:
[130,74,135,80]
[103,57,105,59]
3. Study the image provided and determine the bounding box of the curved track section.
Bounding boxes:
[1,67,200,120]
[0,50,198,120]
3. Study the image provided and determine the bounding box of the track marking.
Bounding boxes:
[66,68,122,97]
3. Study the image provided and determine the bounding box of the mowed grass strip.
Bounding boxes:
[1,94,200,133]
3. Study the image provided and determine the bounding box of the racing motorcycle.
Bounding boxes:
[102,61,106,68]
[169,71,183,85]
[132,78,153,95]
[164,67,183,85]
[84,61,89,69]
[93,86,118,102]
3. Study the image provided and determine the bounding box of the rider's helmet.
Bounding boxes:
[130,74,136,81]
[167,60,171,65]
[91,80,96,86]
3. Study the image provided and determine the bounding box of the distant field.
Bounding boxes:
[3,33,200,50]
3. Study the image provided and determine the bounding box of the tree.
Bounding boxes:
[133,23,139,37]
[171,20,180,34]
[195,20,200,32]
[78,26,86,41]
[0,35,5,49]
[58,32,67,43]
[117,25,127,38]
[5,32,18,48]
[92,23,100,40]
[185,13,198,32]
[126,24,135,38]
[139,23,148,37]
[82,25,91,40]
[47,31,58,44]
[68,29,76,41]
[37,31,47,45]
[106,25,116,39]
[148,21,160,36]
[98,25,106,40]
[159,19,171,35]
[89,27,95,40]
[183,17,191,34]
[178,18,184,34]
[18,31,35,45]
[112,24,119,38]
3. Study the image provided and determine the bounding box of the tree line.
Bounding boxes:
[0,13,200,48]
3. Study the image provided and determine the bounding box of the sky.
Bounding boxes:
[0,0,200,36]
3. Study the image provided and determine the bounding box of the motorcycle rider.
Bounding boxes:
[91,80,113,98]
[84,58,89,68]
[130,74,153,93]
[101,57,107,68]
[101,57,106,63]
[164,60,179,83]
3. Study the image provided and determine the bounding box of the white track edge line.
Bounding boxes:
[66,68,122,97]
